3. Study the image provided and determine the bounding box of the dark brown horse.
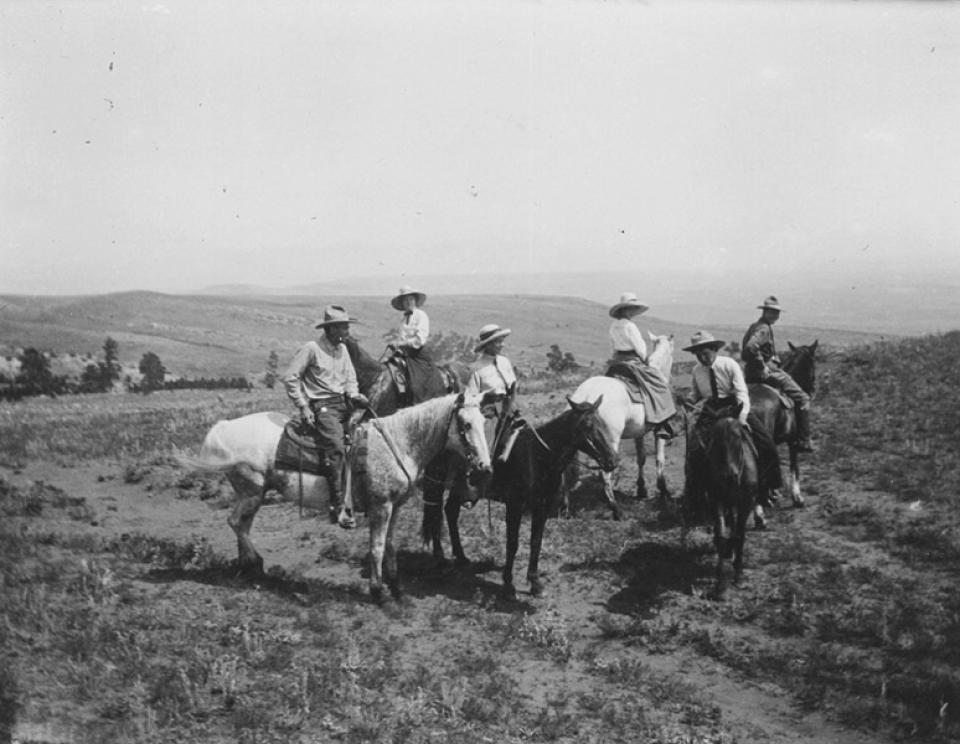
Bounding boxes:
[747,340,817,509]
[705,414,759,598]
[423,396,619,599]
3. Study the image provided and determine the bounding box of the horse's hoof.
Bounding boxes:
[454,555,471,568]
[370,586,385,605]
[237,557,264,577]
[529,580,545,598]
[754,517,768,531]
[500,585,517,601]
[793,498,806,509]
[635,486,649,501]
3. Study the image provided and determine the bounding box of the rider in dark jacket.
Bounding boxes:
[742,296,813,452]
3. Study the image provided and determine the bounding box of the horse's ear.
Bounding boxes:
[455,391,465,408]
[788,341,796,351]
[811,339,819,352]
[591,394,603,410]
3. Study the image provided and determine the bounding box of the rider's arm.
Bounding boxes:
[399,308,429,349]
[624,321,648,361]
[282,343,313,412]
[729,360,751,424]
[343,354,360,398]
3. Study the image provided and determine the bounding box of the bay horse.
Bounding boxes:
[179,392,491,586]
[704,414,759,599]
[567,332,675,518]
[422,396,619,599]
[747,340,818,509]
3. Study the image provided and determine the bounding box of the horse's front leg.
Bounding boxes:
[368,502,392,604]
[789,445,805,507]
[444,492,468,565]
[225,466,266,575]
[501,498,523,600]
[527,503,549,597]
[712,504,731,600]
[654,435,672,500]
[421,459,448,566]
[600,471,623,521]
[634,436,648,500]
[384,501,403,600]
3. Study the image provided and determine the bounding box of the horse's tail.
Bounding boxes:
[175,420,242,473]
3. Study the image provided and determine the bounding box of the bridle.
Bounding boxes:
[450,399,487,478]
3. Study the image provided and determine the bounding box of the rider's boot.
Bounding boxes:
[324,458,355,529]
[795,407,814,453]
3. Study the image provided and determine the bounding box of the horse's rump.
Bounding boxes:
[748,383,794,443]
[604,360,675,423]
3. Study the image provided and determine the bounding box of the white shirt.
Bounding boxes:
[398,308,429,349]
[690,355,750,423]
[466,354,517,397]
[609,318,647,359]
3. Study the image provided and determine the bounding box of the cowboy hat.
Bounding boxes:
[757,295,783,312]
[314,304,357,328]
[390,285,427,311]
[474,323,511,353]
[682,330,726,352]
[609,292,649,319]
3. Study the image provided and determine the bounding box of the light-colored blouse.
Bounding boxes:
[466,354,517,397]
[609,318,647,360]
[398,307,429,349]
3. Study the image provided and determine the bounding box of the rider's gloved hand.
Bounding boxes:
[300,407,316,427]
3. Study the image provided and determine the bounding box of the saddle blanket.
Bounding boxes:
[274,420,325,475]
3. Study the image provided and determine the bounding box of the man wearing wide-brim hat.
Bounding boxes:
[682,330,783,514]
[283,304,369,527]
[742,296,813,452]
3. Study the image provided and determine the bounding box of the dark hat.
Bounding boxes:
[682,330,726,353]
[314,304,357,328]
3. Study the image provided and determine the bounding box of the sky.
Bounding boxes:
[2,0,959,297]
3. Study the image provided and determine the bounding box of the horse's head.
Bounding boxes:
[646,331,675,379]
[449,392,493,478]
[566,394,619,473]
[785,340,818,396]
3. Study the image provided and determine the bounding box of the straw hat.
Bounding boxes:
[682,330,726,353]
[314,304,357,328]
[609,292,649,319]
[474,324,511,353]
[390,285,427,311]
[757,295,783,312]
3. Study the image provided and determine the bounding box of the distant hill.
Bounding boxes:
[0,291,895,380]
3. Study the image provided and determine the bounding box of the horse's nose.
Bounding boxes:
[605,454,620,473]
[468,467,492,488]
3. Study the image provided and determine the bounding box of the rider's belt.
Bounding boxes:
[309,394,345,411]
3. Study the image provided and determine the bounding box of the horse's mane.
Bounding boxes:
[375,393,460,451]
[343,335,383,393]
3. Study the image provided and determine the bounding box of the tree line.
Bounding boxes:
[0,337,251,401]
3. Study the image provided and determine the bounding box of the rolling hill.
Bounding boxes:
[0,291,894,380]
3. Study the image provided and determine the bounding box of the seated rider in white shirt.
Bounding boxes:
[466,324,521,461]
[388,285,433,404]
[683,330,782,512]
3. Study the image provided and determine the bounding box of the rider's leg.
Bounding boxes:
[311,400,349,523]
[746,412,782,505]
[765,369,813,452]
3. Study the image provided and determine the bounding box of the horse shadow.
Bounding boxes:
[563,538,715,616]
[142,563,371,607]
[387,549,536,613]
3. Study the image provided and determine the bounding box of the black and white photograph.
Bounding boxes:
[2,1,959,742]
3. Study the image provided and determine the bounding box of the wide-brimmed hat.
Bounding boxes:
[757,295,783,312]
[314,304,357,328]
[609,292,650,319]
[474,323,511,353]
[390,285,427,311]
[682,330,726,353]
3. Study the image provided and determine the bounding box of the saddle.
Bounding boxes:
[751,383,794,411]
[274,420,326,475]
[605,361,646,404]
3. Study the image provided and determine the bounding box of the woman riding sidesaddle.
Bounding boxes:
[606,292,677,438]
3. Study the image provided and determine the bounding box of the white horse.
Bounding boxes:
[179,392,492,591]
[568,332,675,519]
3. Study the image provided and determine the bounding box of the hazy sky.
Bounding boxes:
[2,0,959,296]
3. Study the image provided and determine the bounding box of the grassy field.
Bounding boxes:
[2,333,959,743]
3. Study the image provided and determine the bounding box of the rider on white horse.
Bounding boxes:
[607,292,677,438]
[283,304,369,525]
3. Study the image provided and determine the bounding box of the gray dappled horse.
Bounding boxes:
[180,393,492,600]
[748,340,818,512]
[567,332,675,518]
